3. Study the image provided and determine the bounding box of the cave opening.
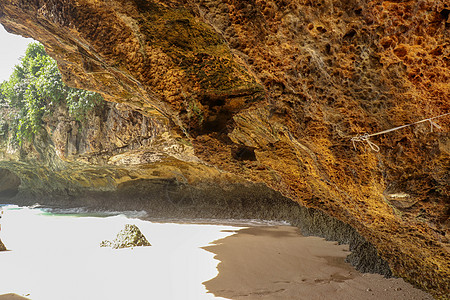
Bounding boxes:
[0,168,21,199]
[440,8,450,21]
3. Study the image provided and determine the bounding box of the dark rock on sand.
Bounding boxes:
[0,239,6,251]
[100,224,151,249]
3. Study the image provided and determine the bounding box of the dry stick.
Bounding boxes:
[351,112,450,152]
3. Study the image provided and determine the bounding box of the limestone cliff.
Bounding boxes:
[0,0,449,298]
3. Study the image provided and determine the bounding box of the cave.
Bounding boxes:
[0,0,448,298]
[0,168,20,199]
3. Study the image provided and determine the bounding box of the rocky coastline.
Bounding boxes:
[0,0,448,298]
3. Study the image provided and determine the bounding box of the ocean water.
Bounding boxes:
[0,205,246,300]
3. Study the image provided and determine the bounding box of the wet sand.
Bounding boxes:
[204,226,433,300]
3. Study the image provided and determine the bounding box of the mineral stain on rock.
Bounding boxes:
[100,224,151,249]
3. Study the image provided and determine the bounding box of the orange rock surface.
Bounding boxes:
[0,0,448,298]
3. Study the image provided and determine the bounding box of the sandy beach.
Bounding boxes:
[204,226,434,300]
[0,295,30,300]
[0,207,434,300]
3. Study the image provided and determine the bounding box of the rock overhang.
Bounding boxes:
[0,0,449,298]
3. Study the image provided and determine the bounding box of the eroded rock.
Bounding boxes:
[0,239,6,252]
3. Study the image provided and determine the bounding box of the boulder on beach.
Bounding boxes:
[100,224,151,249]
[0,239,6,251]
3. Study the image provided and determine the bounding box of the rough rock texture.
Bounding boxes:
[0,0,449,298]
[100,224,151,249]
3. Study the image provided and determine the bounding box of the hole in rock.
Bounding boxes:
[325,43,331,54]
[201,111,233,135]
[0,168,21,199]
[316,26,327,33]
[232,145,257,161]
[440,9,450,21]
[393,46,407,58]
[343,29,357,40]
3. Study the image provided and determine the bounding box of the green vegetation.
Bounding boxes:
[0,42,103,143]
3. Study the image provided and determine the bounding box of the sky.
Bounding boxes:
[0,24,35,82]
